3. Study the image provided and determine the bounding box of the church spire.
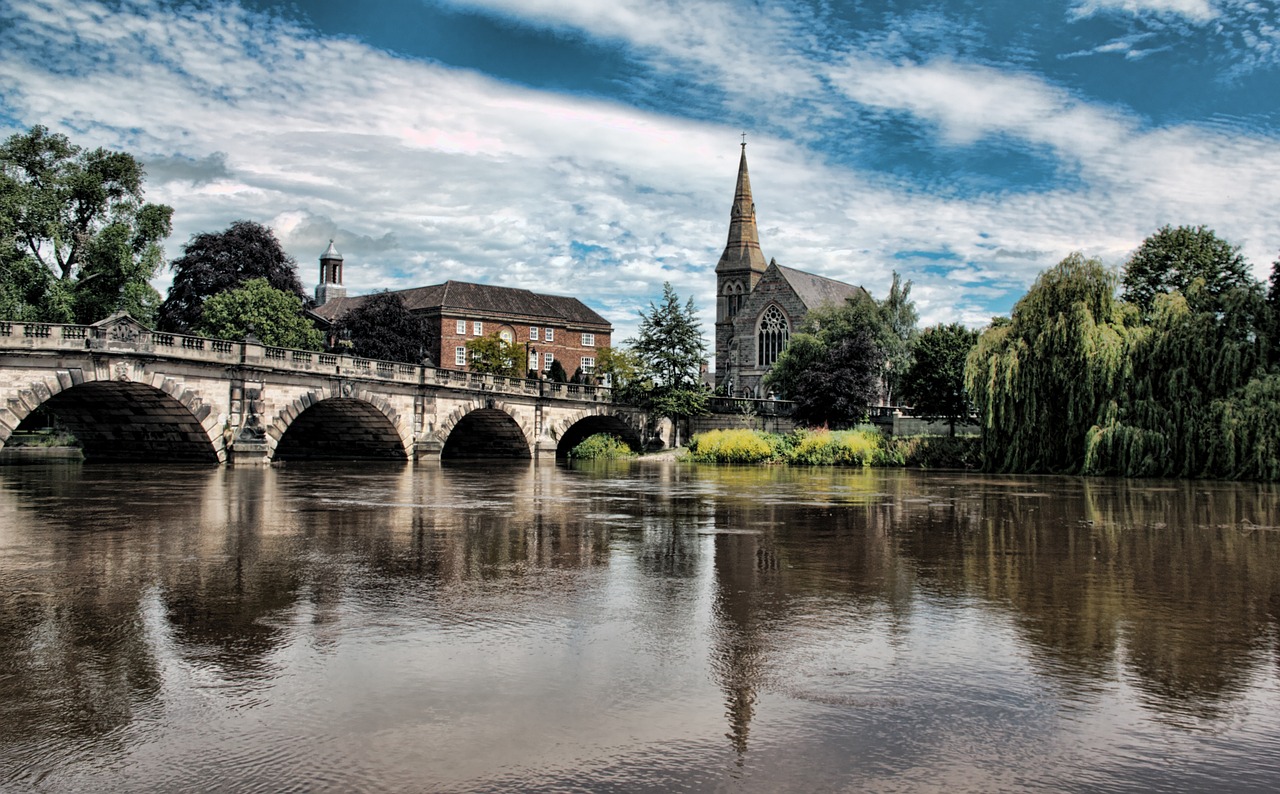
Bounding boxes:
[715,142,768,275]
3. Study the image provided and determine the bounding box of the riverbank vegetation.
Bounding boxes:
[568,433,637,460]
[968,227,1280,480]
[685,428,978,469]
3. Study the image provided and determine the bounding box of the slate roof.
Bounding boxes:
[311,280,610,329]
[774,264,868,310]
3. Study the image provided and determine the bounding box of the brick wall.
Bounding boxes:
[434,314,610,376]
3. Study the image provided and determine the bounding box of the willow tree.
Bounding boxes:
[1085,281,1272,478]
[966,253,1137,473]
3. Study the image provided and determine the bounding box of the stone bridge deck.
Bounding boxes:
[0,316,650,465]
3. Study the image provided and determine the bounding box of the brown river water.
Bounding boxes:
[1,460,1278,793]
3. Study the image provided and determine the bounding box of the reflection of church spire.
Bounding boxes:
[709,531,778,757]
[715,143,769,276]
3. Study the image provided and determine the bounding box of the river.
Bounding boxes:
[1,460,1278,792]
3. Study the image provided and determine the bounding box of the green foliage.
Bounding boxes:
[628,281,707,390]
[1122,225,1255,316]
[465,333,525,377]
[547,358,568,382]
[882,435,982,469]
[158,220,309,333]
[0,125,173,325]
[687,428,780,463]
[901,323,980,435]
[878,271,919,403]
[766,279,918,427]
[568,433,637,460]
[196,278,323,350]
[965,253,1138,474]
[333,291,433,364]
[787,428,881,466]
[625,283,710,423]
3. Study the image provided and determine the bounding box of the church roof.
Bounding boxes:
[715,144,769,275]
[774,263,868,310]
[311,280,610,328]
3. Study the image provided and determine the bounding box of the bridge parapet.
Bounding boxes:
[0,320,614,401]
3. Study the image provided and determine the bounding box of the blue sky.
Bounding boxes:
[3,0,1279,348]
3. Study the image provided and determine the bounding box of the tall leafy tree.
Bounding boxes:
[901,323,980,436]
[332,291,434,364]
[196,278,323,351]
[0,125,172,324]
[965,253,1138,474]
[158,220,308,333]
[626,282,709,440]
[765,293,886,427]
[878,271,919,404]
[1121,225,1255,315]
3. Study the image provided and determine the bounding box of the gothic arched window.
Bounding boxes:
[757,305,789,367]
[724,280,745,318]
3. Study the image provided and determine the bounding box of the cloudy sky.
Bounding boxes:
[3,0,1279,348]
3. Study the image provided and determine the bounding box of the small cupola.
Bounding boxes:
[315,240,347,305]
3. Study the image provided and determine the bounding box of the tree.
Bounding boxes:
[765,292,887,423]
[1121,225,1255,315]
[0,125,173,325]
[900,323,980,436]
[626,283,709,442]
[465,333,525,377]
[594,345,643,397]
[966,253,1138,474]
[332,291,433,364]
[158,220,309,333]
[877,271,919,404]
[196,278,323,351]
[547,358,569,383]
[765,295,886,428]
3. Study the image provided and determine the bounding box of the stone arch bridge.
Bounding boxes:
[0,316,652,464]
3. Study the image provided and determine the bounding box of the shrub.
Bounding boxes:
[687,428,779,463]
[568,433,635,460]
[786,428,881,466]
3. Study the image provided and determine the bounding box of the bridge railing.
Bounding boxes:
[0,319,613,401]
[707,396,795,417]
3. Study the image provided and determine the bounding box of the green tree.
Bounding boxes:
[901,323,980,436]
[1121,225,1255,315]
[464,333,524,377]
[0,125,173,324]
[765,292,892,428]
[333,291,433,364]
[594,345,643,398]
[158,220,309,333]
[966,253,1138,474]
[196,278,323,351]
[626,282,709,442]
[547,358,569,383]
[878,271,919,404]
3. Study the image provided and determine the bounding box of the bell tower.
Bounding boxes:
[315,240,346,305]
[714,142,769,390]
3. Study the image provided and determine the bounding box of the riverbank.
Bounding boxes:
[684,427,980,468]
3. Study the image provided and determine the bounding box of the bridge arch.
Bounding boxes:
[268,389,412,461]
[549,407,646,458]
[2,368,224,463]
[436,400,534,460]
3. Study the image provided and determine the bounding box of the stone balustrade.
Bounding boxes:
[0,320,613,403]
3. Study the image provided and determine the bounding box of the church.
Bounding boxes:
[713,144,868,398]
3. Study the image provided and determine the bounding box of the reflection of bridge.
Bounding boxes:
[0,315,650,464]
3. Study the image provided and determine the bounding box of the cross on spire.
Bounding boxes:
[740,131,747,148]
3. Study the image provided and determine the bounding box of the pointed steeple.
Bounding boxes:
[715,143,768,275]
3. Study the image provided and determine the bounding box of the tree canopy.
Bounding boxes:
[196,278,323,351]
[158,220,309,333]
[0,125,172,325]
[332,291,433,364]
[464,333,525,377]
[625,282,709,433]
[1121,225,1255,315]
[900,323,979,436]
[765,294,887,428]
[877,271,918,404]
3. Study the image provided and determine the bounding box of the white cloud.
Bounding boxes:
[2,0,1279,352]
[1072,0,1219,22]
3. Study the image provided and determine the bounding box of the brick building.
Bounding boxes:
[310,243,611,377]
[714,145,868,398]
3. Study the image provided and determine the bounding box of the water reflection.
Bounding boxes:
[1,462,1278,791]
